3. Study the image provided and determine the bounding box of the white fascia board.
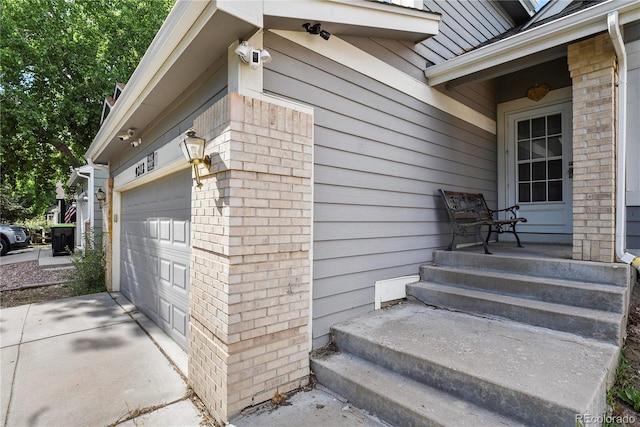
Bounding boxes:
[217,0,263,27]
[86,0,213,162]
[264,0,440,37]
[425,0,640,86]
[271,29,495,134]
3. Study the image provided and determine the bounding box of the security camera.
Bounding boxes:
[303,23,330,40]
[235,41,270,70]
[117,128,136,141]
[130,138,141,148]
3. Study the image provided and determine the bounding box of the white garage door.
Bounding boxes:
[120,169,191,349]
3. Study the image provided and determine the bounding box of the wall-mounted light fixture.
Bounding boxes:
[95,188,106,207]
[179,129,210,188]
[303,23,330,40]
[235,41,272,70]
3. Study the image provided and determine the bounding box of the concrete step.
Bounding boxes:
[311,351,524,427]
[433,250,631,287]
[419,264,627,313]
[407,281,624,345]
[317,303,618,427]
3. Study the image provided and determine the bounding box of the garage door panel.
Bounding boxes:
[120,169,191,350]
[159,297,171,324]
[149,219,158,239]
[174,221,188,245]
[173,263,188,290]
[173,306,187,336]
[160,259,171,283]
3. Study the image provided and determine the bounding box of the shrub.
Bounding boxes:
[70,232,106,295]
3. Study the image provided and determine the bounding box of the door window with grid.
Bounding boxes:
[517,113,563,203]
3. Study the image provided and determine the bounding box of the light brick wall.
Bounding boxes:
[568,34,617,262]
[188,93,313,423]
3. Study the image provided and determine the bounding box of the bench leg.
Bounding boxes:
[446,230,455,251]
[477,224,492,254]
[513,227,524,248]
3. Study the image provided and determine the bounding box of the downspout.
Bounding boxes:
[608,11,640,272]
[74,171,91,249]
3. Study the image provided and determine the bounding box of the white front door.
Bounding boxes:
[500,99,573,243]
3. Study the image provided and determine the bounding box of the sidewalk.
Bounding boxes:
[1,292,205,426]
[1,291,388,427]
[0,245,74,268]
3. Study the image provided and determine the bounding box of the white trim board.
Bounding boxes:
[374,275,419,310]
[270,30,496,135]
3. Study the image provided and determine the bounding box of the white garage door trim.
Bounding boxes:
[112,137,190,292]
[112,143,193,349]
[118,168,192,349]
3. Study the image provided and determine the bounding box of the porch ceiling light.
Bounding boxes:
[95,188,106,207]
[179,129,210,188]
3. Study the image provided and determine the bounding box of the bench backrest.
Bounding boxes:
[438,189,492,223]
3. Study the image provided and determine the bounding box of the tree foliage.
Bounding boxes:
[1,0,174,219]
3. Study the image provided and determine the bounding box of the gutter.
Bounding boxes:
[608,11,640,272]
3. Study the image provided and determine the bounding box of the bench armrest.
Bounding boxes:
[488,204,521,220]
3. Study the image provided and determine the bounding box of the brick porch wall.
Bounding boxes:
[568,33,617,262]
[188,93,313,423]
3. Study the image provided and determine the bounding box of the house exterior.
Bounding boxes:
[66,165,109,249]
[84,0,640,423]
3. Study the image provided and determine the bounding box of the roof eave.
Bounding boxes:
[424,0,640,87]
[86,0,440,163]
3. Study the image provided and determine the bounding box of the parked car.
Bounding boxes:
[0,224,31,256]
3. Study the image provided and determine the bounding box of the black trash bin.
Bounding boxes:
[51,224,75,256]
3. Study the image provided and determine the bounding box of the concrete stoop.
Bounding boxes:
[311,250,633,427]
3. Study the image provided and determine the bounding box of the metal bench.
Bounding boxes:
[438,189,527,254]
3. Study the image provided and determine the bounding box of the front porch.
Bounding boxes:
[312,245,636,426]
[453,241,573,259]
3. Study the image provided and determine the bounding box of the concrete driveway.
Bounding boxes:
[0,292,206,426]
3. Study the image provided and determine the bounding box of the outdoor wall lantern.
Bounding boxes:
[179,129,210,188]
[95,188,106,207]
[234,41,272,70]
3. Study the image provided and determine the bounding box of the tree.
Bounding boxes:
[1,0,174,219]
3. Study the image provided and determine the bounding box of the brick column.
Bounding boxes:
[188,93,313,423]
[568,34,617,262]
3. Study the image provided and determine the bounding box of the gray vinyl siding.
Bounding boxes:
[93,172,108,236]
[341,36,432,81]
[340,1,514,124]
[264,32,496,348]
[629,207,640,250]
[422,0,513,65]
[340,0,515,71]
